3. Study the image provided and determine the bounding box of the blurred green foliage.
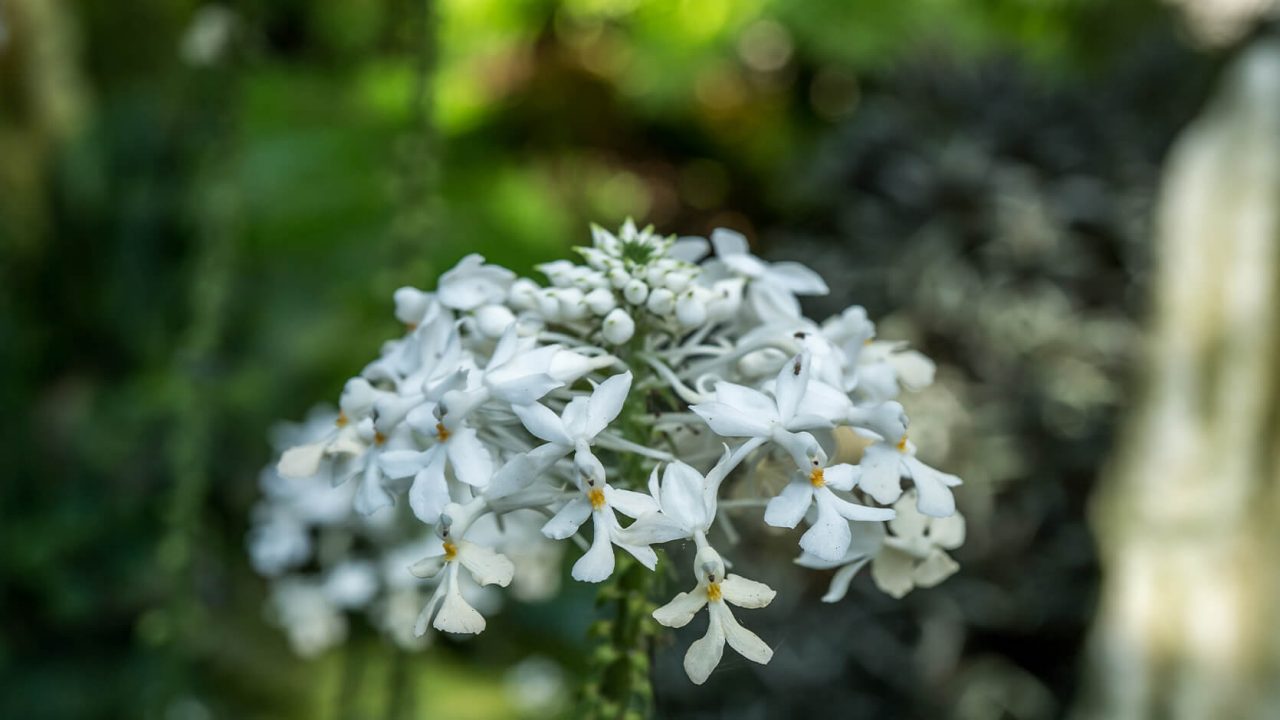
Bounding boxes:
[0,0,1205,717]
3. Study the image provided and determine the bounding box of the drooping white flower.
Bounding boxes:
[868,490,966,599]
[763,462,895,562]
[409,517,514,635]
[858,434,962,518]
[652,546,775,685]
[794,520,886,603]
[541,471,659,583]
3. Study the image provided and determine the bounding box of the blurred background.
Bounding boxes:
[6,0,1280,718]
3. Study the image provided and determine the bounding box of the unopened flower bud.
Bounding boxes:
[507,278,541,311]
[602,308,635,345]
[664,271,692,293]
[394,287,432,325]
[474,304,515,338]
[585,287,617,315]
[675,290,708,327]
[557,287,588,320]
[646,288,675,315]
[623,279,649,305]
[537,290,561,320]
[608,268,631,289]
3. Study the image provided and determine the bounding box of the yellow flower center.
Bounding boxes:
[374,431,388,446]
[706,581,722,602]
[809,467,825,487]
[896,434,909,453]
[436,422,451,443]
[442,540,458,561]
[588,487,606,510]
[335,412,349,428]
[405,322,418,331]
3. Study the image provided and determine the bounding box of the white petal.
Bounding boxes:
[616,511,690,545]
[764,261,829,295]
[772,352,811,422]
[652,590,708,628]
[379,449,431,479]
[716,603,773,665]
[870,547,916,599]
[929,513,967,550]
[748,282,801,321]
[714,382,778,420]
[858,443,904,506]
[691,400,772,438]
[763,481,813,529]
[822,463,860,491]
[800,492,852,562]
[661,462,709,531]
[434,583,486,634]
[913,549,960,588]
[606,486,659,519]
[669,236,710,262]
[683,612,726,685]
[618,541,658,570]
[354,461,394,515]
[408,449,450,523]
[904,457,960,518]
[541,498,593,540]
[825,488,896,523]
[414,586,445,637]
[409,555,446,579]
[584,372,632,438]
[487,372,562,406]
[512,402,571,446]
[888,491,929,540]
[446,427,493,487]
[457,542,514,587]
[891,350,936,390]
[278,441,325,479]
[821,557,872,603]
[571,513,616,583]
[710,227,749,257]
[719,575,776,609]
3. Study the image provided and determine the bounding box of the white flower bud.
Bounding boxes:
[474,304,515,338]
[608,268,631,289]
[557,287,588,320]
[646,287,676,315]
[707,278,745,321]
[664,271,692,293]
[537,289,561,320]
[645,264,666,287]
[623,279,649,305]
[393,287,432,325]
[602,308,635,345]
[507,278,541,311]
[675,290,708,327]
[585,287,617,315]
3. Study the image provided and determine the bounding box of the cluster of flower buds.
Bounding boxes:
[251,221,965,683]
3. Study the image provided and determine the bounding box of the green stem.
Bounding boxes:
[580,554,658,720]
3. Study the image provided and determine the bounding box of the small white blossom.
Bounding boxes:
[868,490,966,598]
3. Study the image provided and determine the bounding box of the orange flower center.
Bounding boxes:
[706,581,722,602]
[436,422,451,443]
[588,487,606,510]
[896,434,909,453]
[335,412,349,428]
[443,541,458,561]
[374,431,387,446]
[809,467,825,487]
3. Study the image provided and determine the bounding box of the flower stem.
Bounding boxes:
[579,553,659,719]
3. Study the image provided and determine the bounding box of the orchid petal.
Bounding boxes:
[763,481,813,529]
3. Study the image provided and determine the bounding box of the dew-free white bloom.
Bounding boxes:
[254,220,967,689]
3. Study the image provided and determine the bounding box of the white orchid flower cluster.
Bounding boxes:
[256,221,965,685]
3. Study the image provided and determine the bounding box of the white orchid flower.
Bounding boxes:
[858,434,962,518]
[795,520,887,603]
[378,403,494,524]
[691,352,833,468]
[408,512,514,635]
[276,377,381,480]
[512,371,632,476]
[653,546,775,685]
[437,253,515,312]
[868,490,965,599]
[541,469,659,583]
[764,461,895,563]
[706,228,828,322]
